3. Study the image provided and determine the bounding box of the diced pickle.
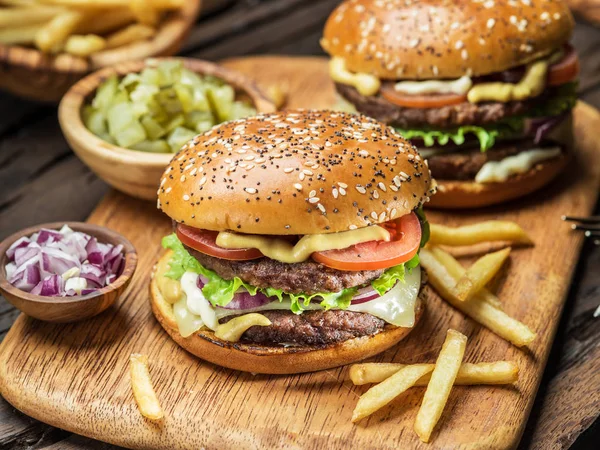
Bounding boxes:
[131,140,171,153]
[141,115,167,140]
[207,84,235,122]
[85,60,257,153]
[114,120,147,148]
[167,127,197,152]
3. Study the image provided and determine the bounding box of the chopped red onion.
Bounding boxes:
[4,225,125,297]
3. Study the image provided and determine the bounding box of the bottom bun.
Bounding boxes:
[150,254,424,374]
[427,152,568,209]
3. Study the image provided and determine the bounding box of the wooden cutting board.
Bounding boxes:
[1,56,599,450]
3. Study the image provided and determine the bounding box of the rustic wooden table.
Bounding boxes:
[0,1,598,449]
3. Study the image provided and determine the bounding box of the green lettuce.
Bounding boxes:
[395,81,578,151]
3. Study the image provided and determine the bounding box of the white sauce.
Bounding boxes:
[394,76,472,96]
[170,267,421,337]
[475,147,561,183]
[180,272,218,331]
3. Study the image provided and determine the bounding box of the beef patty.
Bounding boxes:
[184,244,384,294]
[220,310,385,346]
[426,142,563,180]
[336,83,534,128]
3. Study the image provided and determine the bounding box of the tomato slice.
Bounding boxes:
[176,224,263,261]
[312,213,422,271]
[548,46,579,86]
[380,83,467,109]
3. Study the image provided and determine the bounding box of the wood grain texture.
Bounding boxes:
[567,0,600,25]
[0,57,599,449]
[0,1,202,103]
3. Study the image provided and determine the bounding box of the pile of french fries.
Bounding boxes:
[0,0,184,57]
[424,220,537,348]
[350,330,519,442]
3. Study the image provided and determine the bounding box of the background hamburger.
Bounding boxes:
[151,110,435,374]
[321,0,579,208]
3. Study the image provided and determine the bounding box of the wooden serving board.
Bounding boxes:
[1,56,600,450]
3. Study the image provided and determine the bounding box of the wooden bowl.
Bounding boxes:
[0,0,202,103]
[0,222,137,323]
[58,58,276,200]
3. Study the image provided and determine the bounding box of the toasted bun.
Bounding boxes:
[150,252,424,374]
[158,110,433,235]
[427,152,568,209]
[321,0,574,80]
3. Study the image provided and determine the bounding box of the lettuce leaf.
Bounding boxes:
[161,234,419,313]
[395,81,578,151]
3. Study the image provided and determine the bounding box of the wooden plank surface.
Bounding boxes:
[1,56,599,450]
[0,1,599,448]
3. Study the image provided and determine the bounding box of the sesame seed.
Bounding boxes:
[317,204,326,214]
[371,211,378,220]
[349,225,357,230]
[373,190,379,199]
[308,197,320,204]
[183,194,190,201]
[244,187,257,194]
[339,187,347,196]
[487,18,496,29]
[180,175,186,182]
[309,190,317,198]
[378,182,386,192]
[333,188,339,199]
[356,185,367,194]
[338,182,348,188]
[294,183,303,191]
[284,167,294,173]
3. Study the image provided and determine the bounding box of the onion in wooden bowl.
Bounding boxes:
[58,57,276,201]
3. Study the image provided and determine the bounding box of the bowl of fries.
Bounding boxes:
[0,0,202,102]
[58,57,276,200]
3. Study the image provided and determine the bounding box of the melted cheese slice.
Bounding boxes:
[475,148,561,183]
[394,76,472,96]
[216,225,390,264]
[329,56,381,96]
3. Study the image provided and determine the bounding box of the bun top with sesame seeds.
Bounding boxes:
[321,0,574,80]
[157,110,433,235]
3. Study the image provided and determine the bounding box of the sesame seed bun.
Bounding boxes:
[150,250,425,374]
[321,0,574,80]
[158,110,434,235]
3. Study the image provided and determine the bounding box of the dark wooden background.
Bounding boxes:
[0,1,599,449]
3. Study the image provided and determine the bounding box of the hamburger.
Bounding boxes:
[321,0,578,208]
[151,110,435,374]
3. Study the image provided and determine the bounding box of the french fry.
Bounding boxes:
[129,353,164,420]
[105,23,154,48]
[351,364,433,423]
[34,9,82,52]
[349,361,518,386]
[64,33,105,56]
[0,6,62,28]
[76,8,134,34]
[129,0,159,26]
[453,247,511,301]
[429,221,533,247]
[0,23,41,44]
[430,246,502,309]
[421,249,536,347]
[414,329,467,443]
[40,0,183,8]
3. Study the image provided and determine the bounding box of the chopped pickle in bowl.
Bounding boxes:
[82,59,257,153]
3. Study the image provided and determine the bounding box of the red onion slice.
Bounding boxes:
[4,225,125,297]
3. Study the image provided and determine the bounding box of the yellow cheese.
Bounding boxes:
[216,225,390,264]
[475,147,561,183]
[180,271,218,331]
[394,76,472,96]
[329,56,381,96]
[173,296,204,338]
[214,313,271,342]
[467,60,548,103]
